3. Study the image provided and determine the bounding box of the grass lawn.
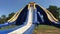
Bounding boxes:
[0,25,60,34]
[33,25,60,34]
[0,25,16,30]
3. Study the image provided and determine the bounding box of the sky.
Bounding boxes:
[0,0,60,17]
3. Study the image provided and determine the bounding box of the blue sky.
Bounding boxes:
[0,0,60,17]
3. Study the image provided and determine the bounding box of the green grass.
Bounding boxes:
[33,25,60,34]
[0,25,16,30]
[0,25,60,34]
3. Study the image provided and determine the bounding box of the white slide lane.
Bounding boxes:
[8,7,33,34]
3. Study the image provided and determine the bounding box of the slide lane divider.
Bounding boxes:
[23,8,37,34]
[8,7,33,34]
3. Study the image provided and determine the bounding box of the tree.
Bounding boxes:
[47,5,59,19]
[57,8,60,20]
[0,18,2,24]
[6,12,15,21]
[0,15,7,23]
[0,12,15,24]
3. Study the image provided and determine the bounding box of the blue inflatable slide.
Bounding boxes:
[0,2,60,34]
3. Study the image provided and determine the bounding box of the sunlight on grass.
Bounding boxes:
[33,25,60,34]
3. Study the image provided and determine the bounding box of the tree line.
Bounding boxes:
[0,5,60,24]
[0,12,15,24]
[47,5,60,20]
